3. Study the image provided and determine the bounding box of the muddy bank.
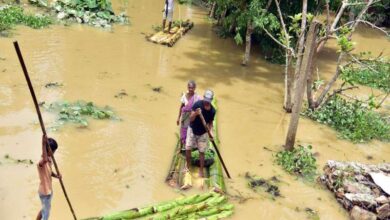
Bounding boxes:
[320,160,390,219]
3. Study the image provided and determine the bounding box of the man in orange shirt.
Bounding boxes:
[36,134,61,220]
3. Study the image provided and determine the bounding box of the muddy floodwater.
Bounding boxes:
[0,0,389,219]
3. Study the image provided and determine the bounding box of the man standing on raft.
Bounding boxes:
[183,90,216,188]
[162,0,174,33]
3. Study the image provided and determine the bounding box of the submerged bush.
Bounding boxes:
[275,145,317,179]
[341,56,390,92]
[0,5,52,32]
[303,95,390,142]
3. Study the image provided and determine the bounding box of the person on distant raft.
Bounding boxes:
[183,90,216,186]
[36,134,61,220]
[162,0,174,33]
[177,80,202,150]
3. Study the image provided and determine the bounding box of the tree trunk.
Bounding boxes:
[292,0,308,99]
[315,0,374,108]
[349,10,355,22]
[229,19,237,33]
[307,51,317,109]
[285,21,320,151]
[218,8,227,25]
[209,2,217,19]
[241,20,253,66]
[284,51,293,112]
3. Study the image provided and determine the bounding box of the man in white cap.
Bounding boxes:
[184,89,216,183]
[162,0,174,33]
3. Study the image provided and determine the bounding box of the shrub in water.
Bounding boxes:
[303,95,390,142]
[275,145,317,179]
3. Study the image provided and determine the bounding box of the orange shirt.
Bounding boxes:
[38,158,52,195]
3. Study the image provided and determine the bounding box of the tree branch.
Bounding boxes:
[377,93,389,108]
[357,20,389,36]
[348,54,380,74]
[274,0,290,49]
[294,0,308,73]
[331,1,348,31]
[263,27,295,56]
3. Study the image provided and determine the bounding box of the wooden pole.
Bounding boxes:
[199,114,231,179]
[13,41,78,220]
[284,21,320,150]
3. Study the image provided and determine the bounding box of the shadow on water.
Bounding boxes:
[175,21,284,89]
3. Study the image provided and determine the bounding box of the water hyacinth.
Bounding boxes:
[51,0,128,28]
[42,100,119,129]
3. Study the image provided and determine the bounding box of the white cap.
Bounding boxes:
[204,89,214,103]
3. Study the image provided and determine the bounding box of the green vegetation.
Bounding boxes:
[329,0,390,27]
[191,148,215,161]
[0,5,52,33]
[43,100,118,129]
[304,95,390,142]
[341,55,390,92]
[84,192,234,220]
[205,0,321,63]
[275,145,317,179]
[52,0,128,28]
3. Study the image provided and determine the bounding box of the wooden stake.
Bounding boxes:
[199,114,231,179]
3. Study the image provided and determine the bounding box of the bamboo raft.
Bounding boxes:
[83,192,234,220]
[166,99,226,192]
[146,20,194,47]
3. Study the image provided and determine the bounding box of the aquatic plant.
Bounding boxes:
[275,145,317,179]
[0,5,52,33]
[303,95,390,142]
[2,154,34,165]
[341,55,390,92]
[245,172,281,198]
[43,100,118,129]
[51,0,128,28]
[45,82,63,88]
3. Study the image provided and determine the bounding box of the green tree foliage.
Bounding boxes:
[210,0,320,62]
[329,0,390,27]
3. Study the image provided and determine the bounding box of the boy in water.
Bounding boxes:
[36,134,61,220]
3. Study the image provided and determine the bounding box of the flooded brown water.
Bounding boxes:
[0,1,389,219]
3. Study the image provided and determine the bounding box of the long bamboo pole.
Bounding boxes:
[13,41,78,220]
[199,114,231,179]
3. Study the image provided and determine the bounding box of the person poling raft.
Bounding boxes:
[183,90,217,187]
[162,0,174,33]
[146,0,194,47]
[166,90,229,192]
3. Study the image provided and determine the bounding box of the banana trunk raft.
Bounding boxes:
[146,20,194,47]
[83,192,234,220]
[166,99,226,192]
